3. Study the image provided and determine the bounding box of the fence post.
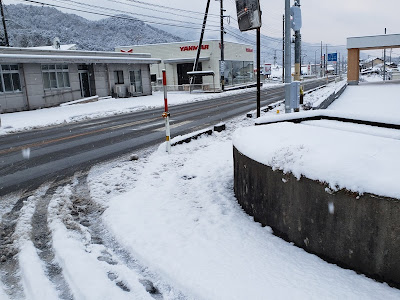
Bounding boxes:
[162,70,171,154]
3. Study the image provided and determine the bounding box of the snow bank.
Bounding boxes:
[233,122,400,199]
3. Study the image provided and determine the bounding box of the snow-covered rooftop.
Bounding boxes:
[361,56,381,64]
[28,44,77,51]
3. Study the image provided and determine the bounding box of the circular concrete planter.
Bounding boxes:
[233,146,400,288]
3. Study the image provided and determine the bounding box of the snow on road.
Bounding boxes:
[0,83,280,135]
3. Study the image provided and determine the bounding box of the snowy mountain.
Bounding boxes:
[2,4,183,51]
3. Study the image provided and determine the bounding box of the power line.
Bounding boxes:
[18,0,222,32]
[124,0,221,18]
[224,28,281,52]
[102,0,221,25]
[54,0,221,28]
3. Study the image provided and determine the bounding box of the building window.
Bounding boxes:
[150,74,157,82]
[223,60,254,86]
[0,64,21,93]
[130,70,142,93]
[114,70,124,84]
[42,64,70,89]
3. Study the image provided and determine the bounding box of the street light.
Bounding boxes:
[301,54,307,75]
[314,49,319,77]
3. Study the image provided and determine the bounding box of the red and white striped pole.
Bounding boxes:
[162,69,171,153]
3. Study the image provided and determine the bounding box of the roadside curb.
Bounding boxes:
[171,123,226,147]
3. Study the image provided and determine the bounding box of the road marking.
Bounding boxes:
[154,121,192,131]
[131,121,165,131]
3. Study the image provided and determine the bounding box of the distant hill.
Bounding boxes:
[2,4,183,51]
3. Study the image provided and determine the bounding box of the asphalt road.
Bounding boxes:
[0,78,334,196]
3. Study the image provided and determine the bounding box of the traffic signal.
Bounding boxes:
[235,0,262,32]
[290,5,302,31]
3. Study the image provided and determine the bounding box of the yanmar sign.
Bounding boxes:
[180,45,209,51]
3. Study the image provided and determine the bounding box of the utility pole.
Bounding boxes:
[314,50,317,77]
[325,44,328,79]
[220,0,225,91]
[383,28,386,80]
[257,28,261,117]
[284,0,291,113]
[0,0,9,47]
[282,14,285,82]
[274,50,277,65]
[335,51,338,75]
[320,41,323,77]
[190,0,211,92]
[294,0,301,81]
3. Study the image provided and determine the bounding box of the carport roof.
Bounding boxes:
[347,34,400,50]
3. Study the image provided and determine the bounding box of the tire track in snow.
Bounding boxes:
[48,175,153,300]
[31,185,74,300]
[0,185,54,299]
[70,174,188,300]
[0,193,30,299]
[14,191,60,300]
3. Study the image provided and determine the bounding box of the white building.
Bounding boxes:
[0,47,160,112]
[116,40,255,91]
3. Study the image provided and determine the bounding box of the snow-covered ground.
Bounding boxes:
[329,82,400,117]
[360,73,383,82]
[2,82,399,299]
[0,83,281,135]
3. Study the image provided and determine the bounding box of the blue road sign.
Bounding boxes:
[328,53,338,62]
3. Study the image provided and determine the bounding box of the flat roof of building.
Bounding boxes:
[347,34,400,50]
[0,47,161,64]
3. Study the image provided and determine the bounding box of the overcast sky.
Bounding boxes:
[5,0,400,46]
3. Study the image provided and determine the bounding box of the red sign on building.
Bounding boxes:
[180,45,209,51]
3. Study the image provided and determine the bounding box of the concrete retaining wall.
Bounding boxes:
[233,146,400,287]
[314,82,348,109]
